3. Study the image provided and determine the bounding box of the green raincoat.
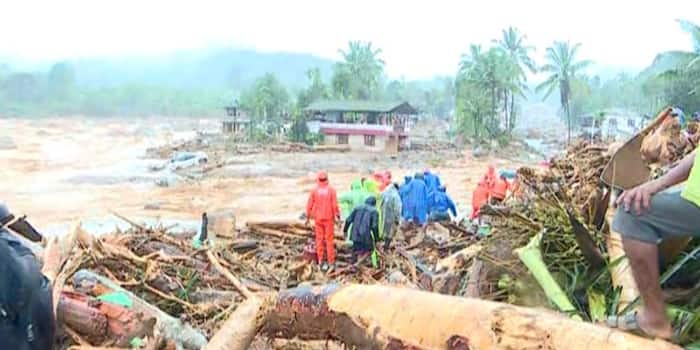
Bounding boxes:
[339,180,367,220]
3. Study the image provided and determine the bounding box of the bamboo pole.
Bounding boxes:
[206,250,255,300]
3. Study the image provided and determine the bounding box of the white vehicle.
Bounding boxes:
[167,151,208,171]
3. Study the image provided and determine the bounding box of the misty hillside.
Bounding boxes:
[70,48,335,91]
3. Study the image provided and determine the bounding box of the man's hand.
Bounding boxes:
[616,180,664,215]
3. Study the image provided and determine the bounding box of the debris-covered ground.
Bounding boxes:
[51,114,700,349]
[52,216,481,349]
[17,115,699,349]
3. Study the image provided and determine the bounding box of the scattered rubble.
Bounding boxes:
[36,111,700,349]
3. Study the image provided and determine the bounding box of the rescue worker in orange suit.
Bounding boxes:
[305,171,340,271]
[482,165,497,192]
[491,174,510,204]
[471,179,490,223]
[373,171,390,192]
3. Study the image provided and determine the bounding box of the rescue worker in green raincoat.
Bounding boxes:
[338,180,367,220]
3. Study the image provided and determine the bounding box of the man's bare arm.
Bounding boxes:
[617,150,697,214]
[655,150,696,190]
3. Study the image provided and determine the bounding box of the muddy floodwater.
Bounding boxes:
[1,116,525,236]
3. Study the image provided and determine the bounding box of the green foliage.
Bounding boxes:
[0,66,231,117]
[455,29,536,143]
[536,41,592,142]
[495,27,537,131]
[47,61,76,99]
[637,19,700,114]
[384,77,454,118]
[331,41,385,100]
[297,68,329,108]
[239,73,290,131]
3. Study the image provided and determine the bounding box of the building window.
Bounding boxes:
[337,134,349,145]
[364,135,376,146]
[627,118,636,128]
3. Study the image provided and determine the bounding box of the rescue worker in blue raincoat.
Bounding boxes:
[406,172,429,226]
[399,176,412,221]
[423,169,442,212]
[429,186,457,223]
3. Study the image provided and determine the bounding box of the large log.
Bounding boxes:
[261,284,681,350]
[72,270,208,350]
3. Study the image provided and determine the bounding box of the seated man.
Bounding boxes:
[0,203,55,350]
[610,150,700,339]
[429,186,457,223]
[343,197,380,264]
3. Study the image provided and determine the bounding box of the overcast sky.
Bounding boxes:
[1,0,699,79]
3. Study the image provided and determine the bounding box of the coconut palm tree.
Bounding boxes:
[457,45,514,139]
[536,41,591,142]
[332,41,385,99]
[494,27,537,131]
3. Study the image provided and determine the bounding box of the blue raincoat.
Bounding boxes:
[399,176,412,220]
[424,171,442,211]
[406,175,429,225]
[431,187,457,217]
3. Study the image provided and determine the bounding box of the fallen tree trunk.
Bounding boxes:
[72,270,208,350]
[259,284,681,349]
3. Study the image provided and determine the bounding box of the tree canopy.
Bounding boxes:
[331,41,385,100]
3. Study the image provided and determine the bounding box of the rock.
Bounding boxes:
[388,271,409,285]
[472,146,485,158]
[426,223,450,245]
[144,202,161,210]
[155,174,180,187]
[207,208,237,238]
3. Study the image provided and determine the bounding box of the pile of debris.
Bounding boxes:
[51,216,489,349]
[410,139,458,152]
[50,216,671,349]
[474,132,700,346]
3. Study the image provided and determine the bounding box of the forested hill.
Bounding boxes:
[0,48,335,117]
[68,48,334,90]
